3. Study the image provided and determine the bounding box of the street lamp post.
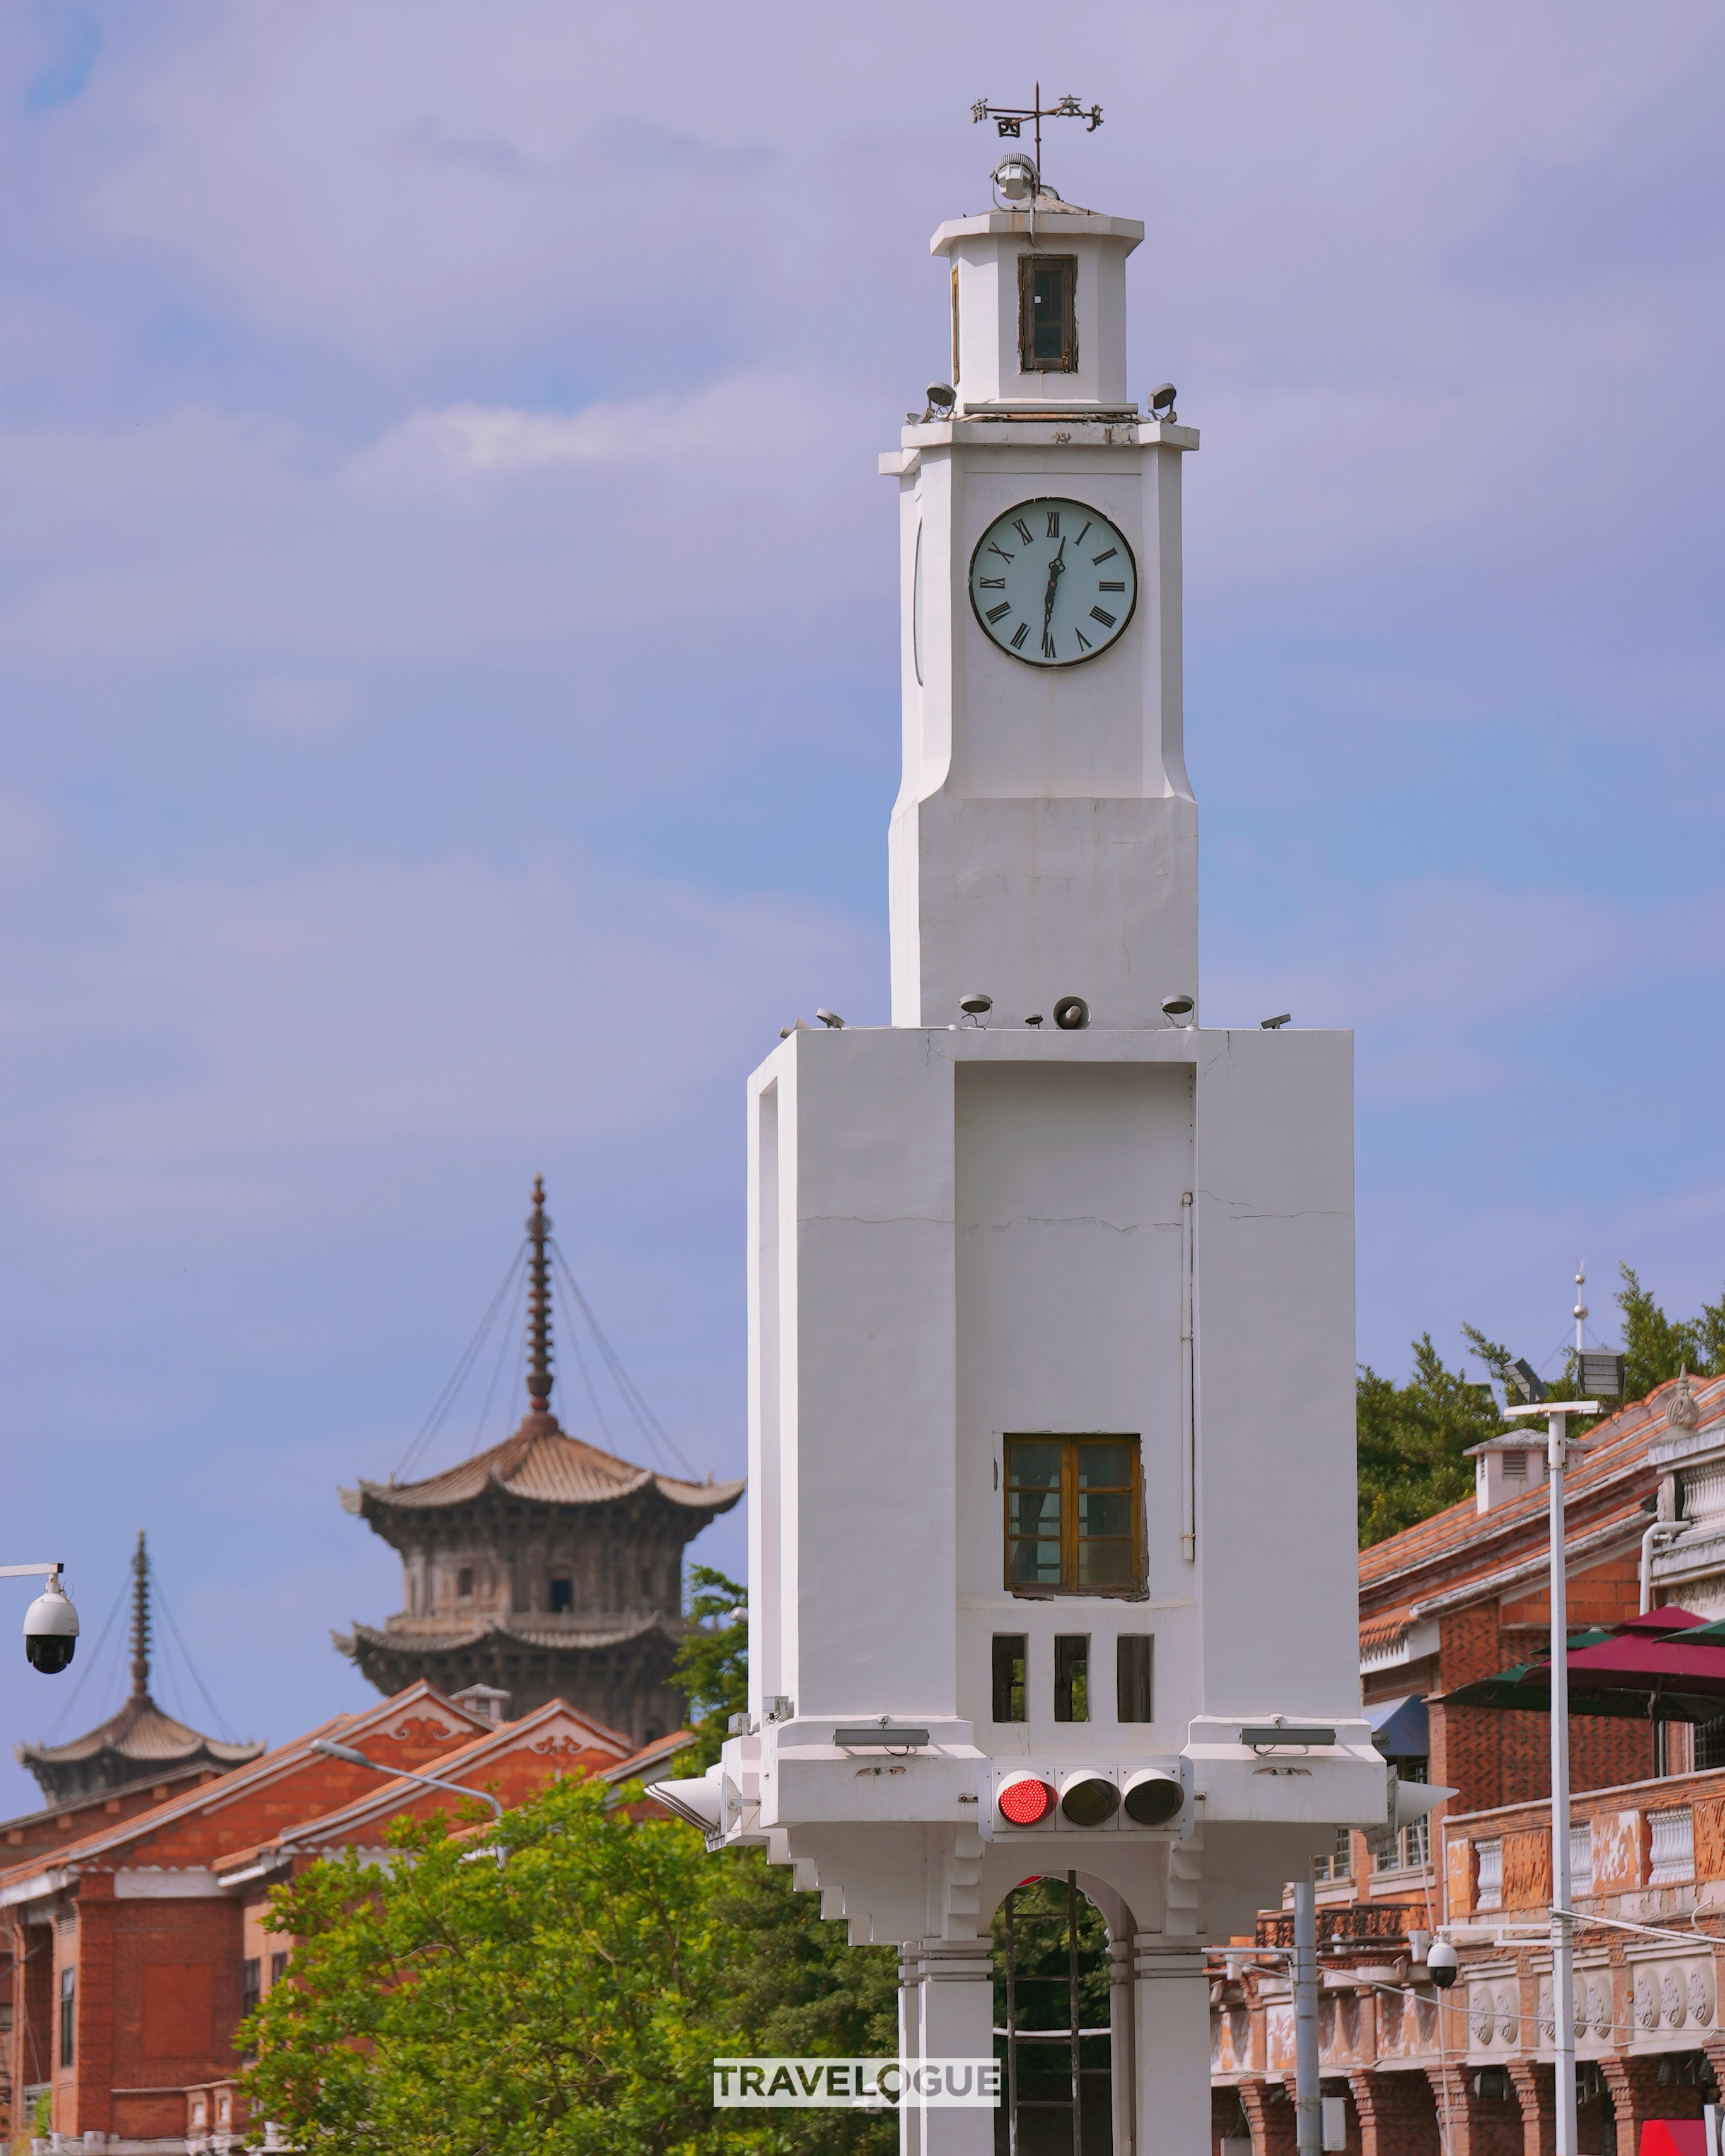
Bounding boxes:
[1502,1397,1599,2156]
[310,1737,506,1853]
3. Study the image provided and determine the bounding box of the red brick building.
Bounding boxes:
[1211,1371,1725,2155]
[0,1679,685,2145]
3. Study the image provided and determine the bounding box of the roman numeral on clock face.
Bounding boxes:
[988,542,1014,564]
[1045,511,1060,538]
[1012,518,1035,545]
[979,577,1006,589]
[1090,606,1117,627]
[1042,628,1056,657]
[1009,621,1030,649]
[1074,523,1091,547]
[1098,580,1125,592]
[985,601,1012,624]
[1092,547,1117,565]
[1073,627,1093,651]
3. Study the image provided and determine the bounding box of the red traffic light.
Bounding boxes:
[998,1776,1055,1825]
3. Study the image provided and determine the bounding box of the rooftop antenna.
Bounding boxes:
[972,83,1102,200]
[1574,1260,1587,1357]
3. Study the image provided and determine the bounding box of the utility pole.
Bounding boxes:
[1293,1867,1320,2156]
[1504,1394,1599,2156]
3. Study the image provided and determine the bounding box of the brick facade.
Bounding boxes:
[0,1682,686,2141]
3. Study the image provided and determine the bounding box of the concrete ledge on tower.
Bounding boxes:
[1184,1717,1385,1826]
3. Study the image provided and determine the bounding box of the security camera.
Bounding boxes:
[1426,1938,1460,1990]
[24,1574,78,1674]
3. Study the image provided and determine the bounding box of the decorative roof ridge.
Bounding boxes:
[0,1683,488,1881]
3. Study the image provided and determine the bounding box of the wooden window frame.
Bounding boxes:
[1002,1433,1144,1597]
[1018,253,1077,374]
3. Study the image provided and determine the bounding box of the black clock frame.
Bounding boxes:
[967,496,1139,669]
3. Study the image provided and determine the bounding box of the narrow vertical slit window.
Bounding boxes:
[550,1576,574,1613]
[1018,254,1077,374]
[59,1968,74,2068]
[992,1634,1028,1722]
[951,265,961,384]
[241,1957,261,2019]
[1117,1635,1153,1722]
[1054,1635,1089,1722]
[456,1567,473,1599]
[269,1950,288,1990]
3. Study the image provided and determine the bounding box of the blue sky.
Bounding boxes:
[1,1,1722,1811]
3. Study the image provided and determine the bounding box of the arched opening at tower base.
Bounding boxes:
[991,1872,1127,2155]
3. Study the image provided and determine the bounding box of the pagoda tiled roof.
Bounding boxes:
[334,1611,684,1659]
[16,1692,262,1773]
[342,1410,743,1519]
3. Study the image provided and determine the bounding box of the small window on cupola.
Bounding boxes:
[1018,254,1077,374]
[550,1576,574,1613]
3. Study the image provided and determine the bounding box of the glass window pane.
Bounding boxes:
[1076,1440,1132,1488]
[1078,1538,1134,1586]
[1033,269,1066,361]
[1008,1441,1063,1490]
[1008,1539,1062,1585]
[1008,1487,1061,1534]
[1079,1490,1132,1539]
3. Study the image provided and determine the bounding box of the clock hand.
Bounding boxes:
[1042,538,1067,632]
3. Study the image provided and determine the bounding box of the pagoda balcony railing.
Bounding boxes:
[1255,1904,1409,1950]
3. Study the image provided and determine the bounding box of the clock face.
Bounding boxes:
[968,497,1137,668]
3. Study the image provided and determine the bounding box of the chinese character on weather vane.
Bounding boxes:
[972,83,1102,194]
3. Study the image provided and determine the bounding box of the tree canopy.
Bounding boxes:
[1357,1265,1725,1549]
[243,1571,898,2156]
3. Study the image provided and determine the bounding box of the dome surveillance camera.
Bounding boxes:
[1425,1938,1459,1990]
[24,1574,78,1674]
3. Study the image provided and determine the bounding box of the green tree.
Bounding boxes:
[675,1565,748,1773]
[1615,1263,1725,1398]
[243,1776,736,2156]
[672,1568,899,2152]
[1356,1332,1504,1548]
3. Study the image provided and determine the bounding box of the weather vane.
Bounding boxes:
[972,83,1102,193]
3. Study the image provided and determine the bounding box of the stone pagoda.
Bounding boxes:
[335,1178,743,1746]
[16,1531,264,1806]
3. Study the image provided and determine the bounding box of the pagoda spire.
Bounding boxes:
[525,1174,555,1416]
[129,1528,151,1701]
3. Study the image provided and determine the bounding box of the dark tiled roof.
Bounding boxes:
[342,1410,743,1518]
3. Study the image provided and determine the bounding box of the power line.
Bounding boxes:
[38,1575,127,1745]
[468,1257,530,1458]
[550,1243,695,1477]
[149,1560,240,1743]
[553,1271,615,1447]
[395,1242,528,1481]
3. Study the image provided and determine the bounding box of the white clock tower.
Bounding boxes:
[662,166,1391,2156]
